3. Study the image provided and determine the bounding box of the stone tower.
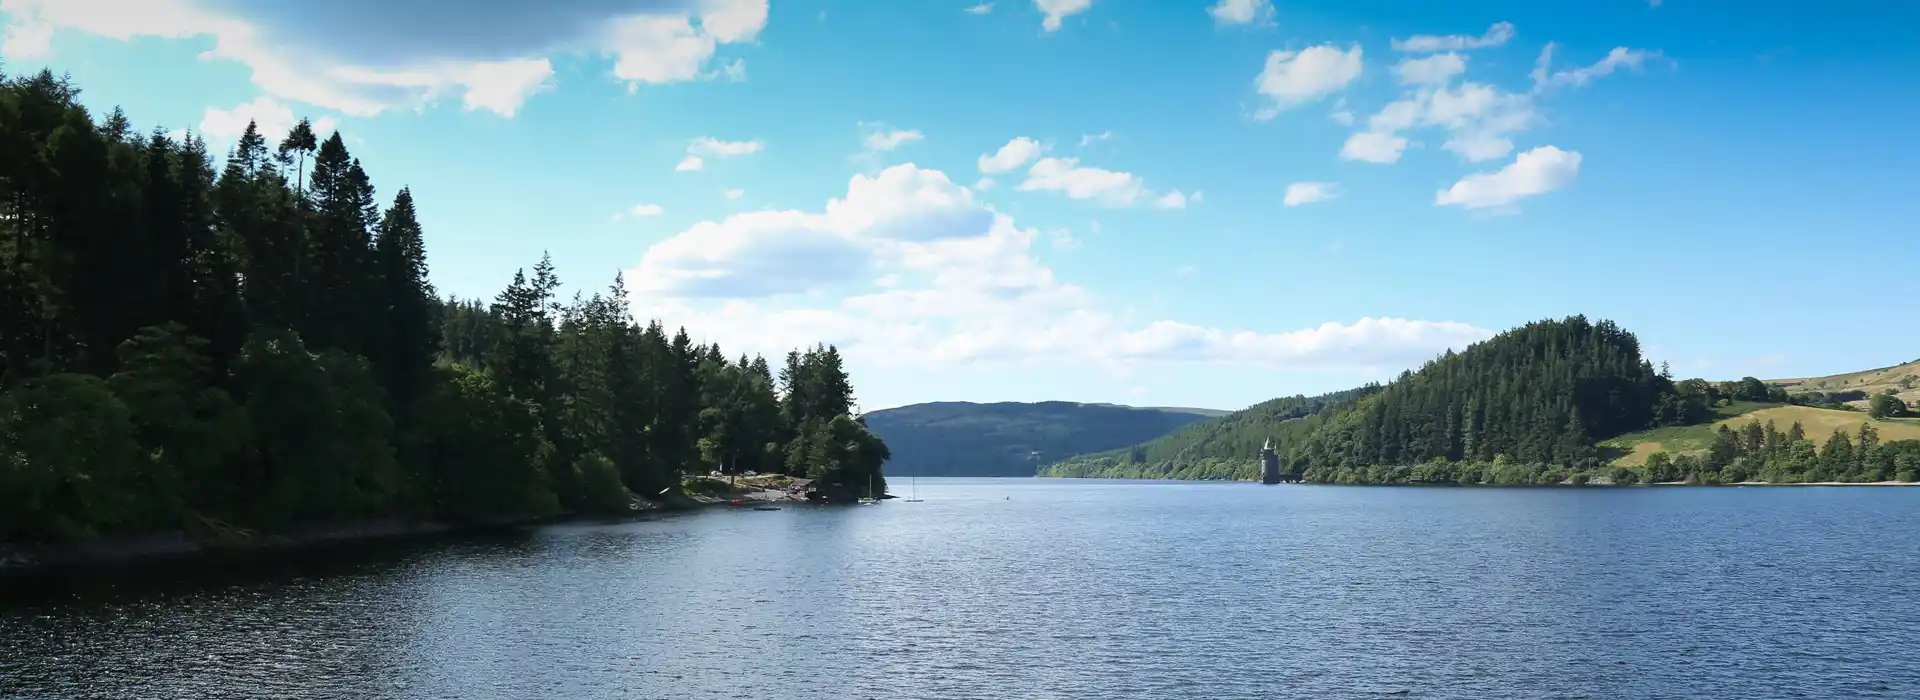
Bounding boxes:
[1259,438,1282,485]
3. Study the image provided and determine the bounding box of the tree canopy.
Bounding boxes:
[0,71,888,544]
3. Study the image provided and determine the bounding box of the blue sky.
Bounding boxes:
[4,0,1916,411]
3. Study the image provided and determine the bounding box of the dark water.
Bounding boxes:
[4,479,1919,700]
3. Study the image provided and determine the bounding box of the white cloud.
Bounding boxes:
[0,0,762,118]
[0,14,52,60]
[623,163,1493,375]
[1208,0,1274,26]
[1152,190,1189,210]
[1343,80,1536,164]
[611,203,666,221]
[1531,43,1659,92]
[1253,43,1363,118]
[1035,0,1095,32]
[452,58,556,117]
[1392,21,1515,53]
[863,126,925,152]
[965,2,994,14]
[723,188,745,199]
[1395,52,1467,86]
[973,177,997,190]
[198,96,339,141]
[1019,157,1146,206]
[1339,131,1408,164]
[1078,131,1116,147]
[1174,266,1195,278]
[978,136,1045,174]
[1283,182,1339,206]
[676,136,761,172]
[632,164,997,298]
[1435,145,1581,209]
[691,136,764,157]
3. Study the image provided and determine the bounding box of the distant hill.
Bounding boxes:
[1769,359,1920,409]
[864,401,1223,476]
[1039,388,1378,480]
[1041,316,1920,485]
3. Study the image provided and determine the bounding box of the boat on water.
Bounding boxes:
[858,475,879,505]
[902,475,924,502]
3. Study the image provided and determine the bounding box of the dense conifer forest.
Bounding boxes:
[0,70,887,545]
[1044,317,1920,484]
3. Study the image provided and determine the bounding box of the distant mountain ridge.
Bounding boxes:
[863,401,1225,477]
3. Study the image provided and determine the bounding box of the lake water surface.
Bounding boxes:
[4,478,1919,699]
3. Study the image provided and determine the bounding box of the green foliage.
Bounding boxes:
[1868,393,1909,419]
[0,74,888,544]
[0,374,141,540]
[574,452,634,515]
[409,366,557,522]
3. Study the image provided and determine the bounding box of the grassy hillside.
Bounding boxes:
[864,401,1221,477]
[1770,359,1920,409]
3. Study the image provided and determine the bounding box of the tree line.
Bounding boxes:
[1042,316,1920,485]
[0,70,887,544]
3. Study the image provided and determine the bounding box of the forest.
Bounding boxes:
[1042,316,1920,484]
[0,70,888,545]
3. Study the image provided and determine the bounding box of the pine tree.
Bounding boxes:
[370,188,438,407]
[276,118,318,195]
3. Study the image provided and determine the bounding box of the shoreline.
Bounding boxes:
[0,487,804,579]
[1038,475,1920,487]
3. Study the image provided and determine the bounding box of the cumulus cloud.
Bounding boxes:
[1207,0,1273,26]
[1019,157,1146,206]
[1395,52,1467,86]
[1253,43,1363,118]
[1283,182,1338,206]
[611,203,665,221]
[1339,130,1408,164]
[622,162,1493,374]
[977,137,1044,174]
[1341,80,1536,164]
[1035,0,1095,32]
[964,2,994,14]
[198,96,339,140]
[1531,43,1660,92]
[675,135,761,172]
[1434,145,1581,209]
[1152,190,1191,210]
[1392,21,1515,53]
[861,124,924,152]
[0,0,764,117]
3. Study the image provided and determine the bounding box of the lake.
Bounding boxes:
[4,478,1918,699]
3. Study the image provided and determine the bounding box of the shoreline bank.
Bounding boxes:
[0,486,803,579]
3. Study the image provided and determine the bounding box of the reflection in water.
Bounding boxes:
[4,480,1919,699]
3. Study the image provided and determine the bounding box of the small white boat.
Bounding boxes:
[857,475,879,505]
[903,476,924,503]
